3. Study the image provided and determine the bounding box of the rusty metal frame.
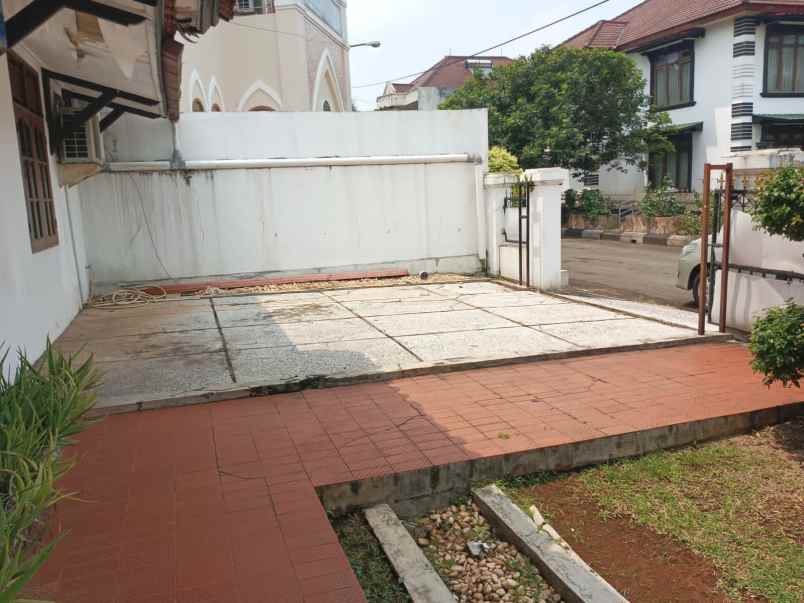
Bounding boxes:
[698,162,734,335]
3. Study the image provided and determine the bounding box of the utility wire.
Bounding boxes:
[352,0,614,89]
[227,19,309,39]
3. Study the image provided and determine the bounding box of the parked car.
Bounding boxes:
[676,237,721,305]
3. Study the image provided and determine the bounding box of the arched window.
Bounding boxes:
[211,104,222,112]
[322,100,332,112]
[192,99,205,112]
[249,106,275,112]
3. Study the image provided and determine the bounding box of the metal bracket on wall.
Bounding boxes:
[4,0,150,49]
[42,70,160,153]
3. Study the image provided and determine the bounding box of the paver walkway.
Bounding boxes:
[32,343,801,603]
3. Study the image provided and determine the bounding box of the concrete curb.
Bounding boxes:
[472,485,627,603]
[562,229,693,248]
[364,504,455,603]
[88,335,732,417]
[318,401,803,517]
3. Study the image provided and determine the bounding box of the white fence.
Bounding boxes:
[81,111,491,287]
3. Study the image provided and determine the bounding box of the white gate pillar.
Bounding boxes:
[526,168,566,290]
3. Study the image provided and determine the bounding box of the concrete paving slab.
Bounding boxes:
[398,327,577,362]
[341,298,474,317]
[55,329,224,362]
[222,318,384,350]
[366,309,515,337]
[487,304,626,326]
[213,291,329,307]
[459,291,568,308]
[540,318,696,348]
[324,286,446,302]
[59,310,218,340]
[230,338,420,384]
[215,302,353,327]
[419,282,512,297]
[557,294,720,333]
[94,352,233,407]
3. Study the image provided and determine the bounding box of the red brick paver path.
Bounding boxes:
[33,343,800,602]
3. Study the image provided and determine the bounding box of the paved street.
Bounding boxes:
[562,238,693,308]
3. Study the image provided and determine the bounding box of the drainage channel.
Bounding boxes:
[357,487,626,603]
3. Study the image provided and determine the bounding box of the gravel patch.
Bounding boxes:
[410,502,563,603]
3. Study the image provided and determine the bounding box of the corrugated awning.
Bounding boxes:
[753,114,804,125]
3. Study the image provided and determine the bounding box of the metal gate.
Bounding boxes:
[503,179,534,287]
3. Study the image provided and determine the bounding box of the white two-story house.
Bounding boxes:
[564,0,804,198]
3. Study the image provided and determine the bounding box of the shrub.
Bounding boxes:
[676,192,710,236]
[640,178,686,218]
[0,343,98,602]
[749,302,804,388]
[578,189,609,219]
[750,166,804,242]
[488,146,521,174]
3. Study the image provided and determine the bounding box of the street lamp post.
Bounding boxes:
[349,41,381,49]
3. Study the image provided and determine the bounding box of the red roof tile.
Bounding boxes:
[405,55,514,90]
[563,0,804,50]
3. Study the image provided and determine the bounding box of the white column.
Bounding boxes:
[527,168,566,290]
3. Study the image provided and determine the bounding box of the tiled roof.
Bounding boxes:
[563,0,804,50]
[408,55,514,90]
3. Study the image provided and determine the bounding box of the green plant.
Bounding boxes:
[750,166,804,242]
[579,189,609,219]
[441,45,673,175]
[0,343,99,602]
[676,192,707,236]
[639,178,686,218]
[749,301,804,388]
[488,146,521,174]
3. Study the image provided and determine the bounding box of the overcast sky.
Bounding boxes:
[347,0,645,110]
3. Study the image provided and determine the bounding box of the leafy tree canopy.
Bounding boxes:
[441,46,672,176]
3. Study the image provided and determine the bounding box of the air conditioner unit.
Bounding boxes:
[56,96,105,165]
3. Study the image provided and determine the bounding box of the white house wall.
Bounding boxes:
[0,56,88,374]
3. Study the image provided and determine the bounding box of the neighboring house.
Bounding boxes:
[377,55,512,110]
[181,0,351,112]
[0,0,230,373]
[563,0,804,197]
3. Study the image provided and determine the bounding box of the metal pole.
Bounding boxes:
[518,183,523,286]
[525,182,531,289]
[698,164,712,336]
[707,189,721,325]
[718,163,734,333]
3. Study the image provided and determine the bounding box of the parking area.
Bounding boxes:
[56,280,717,410]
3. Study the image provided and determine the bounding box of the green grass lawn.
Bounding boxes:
[333,514,410,603]
[503,423,804,603]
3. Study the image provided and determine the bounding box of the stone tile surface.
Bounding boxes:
[223,318,384,350]
[341,298,473,317]
[487,303,625,326]
[230,338,420,384]
[398,327,577,362]
[365,309,515,336]
[459,291,568,308]
[540,318,695,348]
[216,302,354,326]
[323,286,446,302]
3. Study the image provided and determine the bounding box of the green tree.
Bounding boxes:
[750,166,804,242]
[488,146,521,174]
[441,46,672,176]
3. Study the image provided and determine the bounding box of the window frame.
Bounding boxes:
[648,132,694,192]
[762,23,804,97]
[759,122,804,149]
[8,53,59,253]
[648,41,696,111]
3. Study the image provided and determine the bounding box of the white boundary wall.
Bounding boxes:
[79,111,489,286]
